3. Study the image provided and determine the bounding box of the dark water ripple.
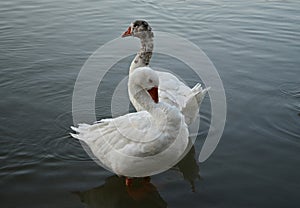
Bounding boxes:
[1,0,300,207]
[280,82,300,98]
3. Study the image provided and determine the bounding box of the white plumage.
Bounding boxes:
[123,20,209,125]
[71,68,189,177]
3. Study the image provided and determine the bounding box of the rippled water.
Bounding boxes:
[1,0,299,207]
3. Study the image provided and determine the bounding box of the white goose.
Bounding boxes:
[122,20,209,125]
[71,67,189,183]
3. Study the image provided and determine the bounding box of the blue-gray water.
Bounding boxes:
[1,0,299,207]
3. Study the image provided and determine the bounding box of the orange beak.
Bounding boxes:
[147,87,159,103]
[121,26,132,37]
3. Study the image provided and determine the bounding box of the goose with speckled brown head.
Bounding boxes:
[122,20,210,125]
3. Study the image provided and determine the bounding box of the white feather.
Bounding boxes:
[70,68,189,177]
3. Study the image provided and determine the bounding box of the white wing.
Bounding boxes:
[157,71,192,109]
[157,71,208,125]
[70,110,189,177]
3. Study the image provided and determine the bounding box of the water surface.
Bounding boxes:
[1,0,300,207]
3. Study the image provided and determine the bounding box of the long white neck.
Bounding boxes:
[129,83,156,113]
[129,32,154,73]
[129,80,183,132]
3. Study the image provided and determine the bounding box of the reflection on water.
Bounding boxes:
[175,146,200,192]
[1,0,300,207]
[75,176,167,208]
[74,146,200,207]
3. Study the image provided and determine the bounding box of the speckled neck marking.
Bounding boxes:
[129,32,154,73]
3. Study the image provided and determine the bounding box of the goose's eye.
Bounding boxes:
[148,79,153,83]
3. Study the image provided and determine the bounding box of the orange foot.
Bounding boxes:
[125,177,133,186]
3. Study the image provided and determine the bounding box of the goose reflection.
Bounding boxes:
[74,175,167,208]
[74,146,200,208]
[174,145,200,192]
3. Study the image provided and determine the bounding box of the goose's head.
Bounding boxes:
[129,67,159,103]
[122,20,153,39]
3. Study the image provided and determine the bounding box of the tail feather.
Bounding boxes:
[195,86,210,105]
[190,83,210,105]
[182,84,210,125]
[70,133,81,140]
[71,123,92,132]
[70,124,91,142]
[70,126,80,133]
[191,83,202,92]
